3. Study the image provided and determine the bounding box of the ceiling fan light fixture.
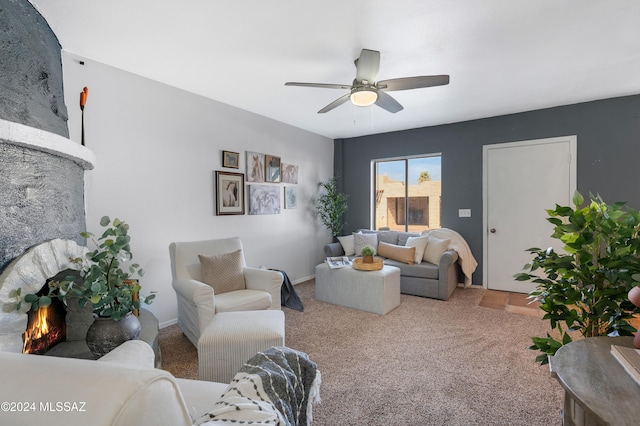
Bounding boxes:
[350,86,378,107]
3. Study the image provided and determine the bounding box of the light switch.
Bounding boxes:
[458,209,471,218]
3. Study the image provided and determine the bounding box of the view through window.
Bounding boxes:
[373,155,441,232]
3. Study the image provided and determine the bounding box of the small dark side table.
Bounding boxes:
[549,336,640,426]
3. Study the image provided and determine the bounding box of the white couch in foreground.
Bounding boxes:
[0,340,227,426]
[0,340,320,426]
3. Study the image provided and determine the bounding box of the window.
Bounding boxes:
[373,155,441,232]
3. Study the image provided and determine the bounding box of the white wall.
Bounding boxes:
[61,53,333,326]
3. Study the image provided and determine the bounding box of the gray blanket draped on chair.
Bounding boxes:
[272,269,304,312]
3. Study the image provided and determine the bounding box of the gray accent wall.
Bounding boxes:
[336,94,640,285]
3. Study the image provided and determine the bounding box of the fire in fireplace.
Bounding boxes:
[22,280,67,355]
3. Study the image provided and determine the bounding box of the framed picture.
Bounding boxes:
[281,163,298,184]
[215,171,244,215]
[265,154,281,183]
[285,187,297,209]
[248,185,280,215]
[246,151,265,182]
[222,150,239,169]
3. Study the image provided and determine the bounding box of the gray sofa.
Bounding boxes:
[323,229,459,301]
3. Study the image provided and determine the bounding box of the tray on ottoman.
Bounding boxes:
[352,257,384,271]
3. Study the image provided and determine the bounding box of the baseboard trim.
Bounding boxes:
[292,275,314,285]
[159,318,178,329]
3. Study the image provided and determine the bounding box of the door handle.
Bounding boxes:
[490,228,496,233]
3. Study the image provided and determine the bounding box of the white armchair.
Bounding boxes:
[169,237,282,346]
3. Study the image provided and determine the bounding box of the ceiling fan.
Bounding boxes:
[285,48,449,114]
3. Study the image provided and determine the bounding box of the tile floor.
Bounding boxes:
[479,290,542,317]
[480,290,640,337]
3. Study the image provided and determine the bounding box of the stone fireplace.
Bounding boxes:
[0,0,96,354]
[0,1,161,365]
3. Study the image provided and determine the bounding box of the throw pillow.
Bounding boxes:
[337,235,355,256]
[199,250,245,294]
[397,232,420,246]
[405,235,429,264]
[423,236,451,264]
[377,241,416,265]
[353,232,378,256]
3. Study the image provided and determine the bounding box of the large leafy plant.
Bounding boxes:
[316,176,349,238]
[19,216,155,320]
[515,192,640,364]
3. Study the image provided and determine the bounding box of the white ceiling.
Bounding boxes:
[29,0,640,140]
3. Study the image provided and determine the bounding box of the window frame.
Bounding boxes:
[371,153,442,232]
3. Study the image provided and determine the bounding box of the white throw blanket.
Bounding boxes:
[196,346,321,426]
[422,228,477,287]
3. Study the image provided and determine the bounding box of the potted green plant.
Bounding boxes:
[515,192,640,365]
[316,176,349,239]
[19,216,155,356]
[361,245,376,263]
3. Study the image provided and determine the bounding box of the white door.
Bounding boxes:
[483,136,576,293]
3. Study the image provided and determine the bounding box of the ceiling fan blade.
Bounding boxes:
[377,75,450,91]
[318,93,351,114]
[355,49,380,83]
[285,82,352,90]
[375,91,403,113]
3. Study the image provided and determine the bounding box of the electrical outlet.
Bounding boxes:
[458,209,471,218]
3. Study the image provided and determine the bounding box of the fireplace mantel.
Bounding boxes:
[0,118,95,170]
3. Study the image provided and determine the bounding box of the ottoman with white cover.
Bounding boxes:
[315,263,401,315]
[198,309,285,383]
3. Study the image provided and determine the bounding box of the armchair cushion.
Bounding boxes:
[215,289,271,313]
[199,250,245,294]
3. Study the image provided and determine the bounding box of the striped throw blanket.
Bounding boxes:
[196,346,321,426]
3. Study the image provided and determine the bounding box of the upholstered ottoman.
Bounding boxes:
[315,263,401,314]
[198,310,285,383]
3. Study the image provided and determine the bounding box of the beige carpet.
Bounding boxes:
[159,281,563,425]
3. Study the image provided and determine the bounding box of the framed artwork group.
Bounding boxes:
[215,149,298,216]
